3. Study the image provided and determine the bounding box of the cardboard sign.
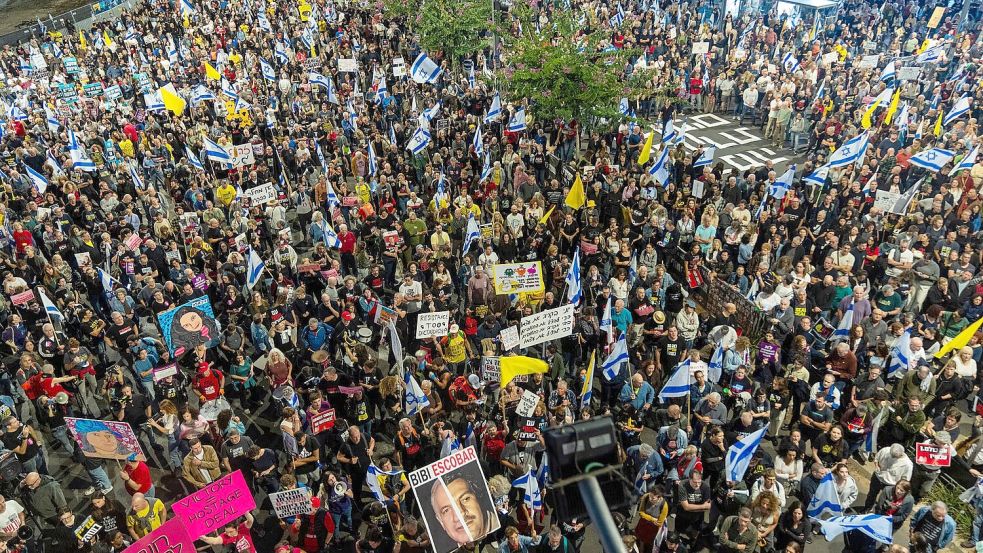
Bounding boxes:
[519,304,575,348]
[171,470,256,539]
[241,182,277,205]
[481,356,500,382]
[898,66,921,82]
[416,311,450,339]
[691,41,710,55]
[230,144,255,168]
[407,446,500,553]
[915,442,951,467]
[874,190,901,213]
[66,418,146,461]
[338,58,358,72]
[927,6,945,28]
[153,362,179,382]
[270,487,314,518]
[516,389,540,417]
[500,326,520,351]
[310,408,336,433]
[11,290,35,306]
[122,517,194,553]
[492,262,545,295]
[858,55,879,69]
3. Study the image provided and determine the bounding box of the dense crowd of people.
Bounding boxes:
[0,0,980,551]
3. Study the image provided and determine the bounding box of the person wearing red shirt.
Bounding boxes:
[193,364,224,403]
[121,453,155,499]
[11,222,34,256]
[337,224,358,276]
[200,512,256,552]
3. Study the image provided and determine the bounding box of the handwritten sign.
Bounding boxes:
[122,516,194,553]
[337,58,357,72]
[481,356,500,382]
[310,409,336,433]
[915,442,951,467]
[516,389,540,417]
[11,290,35,306]
[241,182,277,205]
[691,41,710,55]
[270,487,313,518]
[171,470,256,539]
[230,144,255,168]
[191,274,208,291]
[500,326,520,351]
[519,304,575,348]
[153,363,178,382]
[492,262,545,295]
[393,57,406,77]
[898,66,921,82]
[416,311,450,339]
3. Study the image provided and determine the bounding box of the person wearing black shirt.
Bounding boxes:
[336,425,374,505]
[655,327,686,373]
[674,471,711,547]
[113,385,165,463]
[1,416,43,474]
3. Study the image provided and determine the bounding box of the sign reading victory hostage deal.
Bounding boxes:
[408,446,501,553]
[171,470,256,539]
[122,517,194,553]
[519,303,575,348]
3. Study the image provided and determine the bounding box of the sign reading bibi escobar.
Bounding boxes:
[409,446,500,553]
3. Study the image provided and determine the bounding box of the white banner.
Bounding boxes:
[858,55,880,69]
[229,144,255,168]
[898,66,921,81]
[338,58,358,72]
[519,304,575,349]
[241,182,277,205]
[270,488,313,518]
[416,311,450,339]
[874,190,901,213]
[691,41,710,55]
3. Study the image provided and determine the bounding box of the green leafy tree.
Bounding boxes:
[383,0,492,69]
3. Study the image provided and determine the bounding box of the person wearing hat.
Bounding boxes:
[437,323,475,375]
[121,451,154,500]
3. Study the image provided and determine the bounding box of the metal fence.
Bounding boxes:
[0,0,128,48]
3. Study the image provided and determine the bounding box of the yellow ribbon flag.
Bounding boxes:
[935,316,983,359]
[860,99,881,129]
[933,111,944,136]
[884,88,902,125]
[539,205,555,225]
[158,84,187,116]
[834,44,848,60]
[916,38,931,54]
[204,61,221,80]
[580,350,596,402]
[102,31,113,47]
[564,174,586,210]
[79,31,87,50]
[500,355,549,388]
[637,129,655,165]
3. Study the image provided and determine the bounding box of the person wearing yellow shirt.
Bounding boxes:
[215,181,237,209]
[463,197,481,219]
[354,179,371,206]
[126,493,166,540]
[437,323,475,373]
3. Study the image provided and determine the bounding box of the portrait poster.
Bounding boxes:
[157,296,220,357]
[408,446,500,553]
[65,417,146,461]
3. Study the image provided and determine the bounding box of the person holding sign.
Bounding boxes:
[198,511,257,552]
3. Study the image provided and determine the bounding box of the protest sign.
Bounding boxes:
[191,273,208,291]
[416,311,450,339]
[500,325,520,351]
[63,57,80,73]
[408,446,500,553]
[122,517,194,553]
[171,470,256,539]
[84,82,104,97]
[915,443,951,467]
[492,262,545,295]
[338,58,358,72]
[858,55,879,69]
[11,290,35,306]
[691,41,709,55]
[393,57,406,77]
[105,84,123,100]
[74,516,102,542]
[229,144,255,168]
[927,6,945,28]
[125,233,143,250]
[516,389,540,417]
[270,487,314,518]
[66,418,146,461]
[241,182,277,205]
[481,357,500,382]
[519,304,575,348]
[898,66,921,81]
[153,362,178,382]
[337,385,363,395]
[157,296,219,356]
[874,190,901,213]
[310,409,336,433]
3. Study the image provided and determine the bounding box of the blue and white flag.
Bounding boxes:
[257,11,272,32]
[619,97,630,117]
[566,248,582,304]
[817,514,893,544]
[880,61,896,83]
[406,127,432,155]
[44,106,60,134]
[658,359,692,402]
[707,345,724,383]
[694,145,716,167]
[37,288,63,321]
[601,333,629,381]
[725,426,767,482]
[828,131,869,168]
[832,302,854,342]
[220,77,238,101]
[512,470,543,511]
[864,407,886,454]
[535,453,550,489]
[315,142,328,172]
[648,146,670,186]
[909,148,956,172]
[916,43,944,63]
[24,164,48,195]
[463,422,476,448]
[804,164,829,187]
[462,213,481,256]
[468,66,476,90]
[36,17,46,35]
[943,96,972,127]
[950,144,979,176]
[203,138,232,164]
[191,84,216,104]
[484,92,502,123]
[143,92,165,112]
[661,119,677,143]
[472,124,484,156]
[479,152,492,182]
[128,164,145,189]
[887,328,911,376]
[422,101,441,122]
[321,222,342,248]
[185,146,204,171]
[410,52,443,84]
[610,3,625,26]
[260,58,276,82]
[274,42,289,65]
[308,71,331,90]
[366,463,403,501]
[403,370,430,416]
[768,164,795,199]
[45,152,64,178]
[807,472,844,518]
[96,268,118,295]
[600,296,613,344]
[782,52,800,73]
[180,0,194,14]
[246,247,266,289]
[324,180,340,207]
[367,143,377,176]
[507,107,527,132]
[374,74,388,104]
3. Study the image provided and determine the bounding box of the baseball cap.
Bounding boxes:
[127,452,138,462]
[341,311,354,322]
[450,323,460,334]
[468,374,482,388]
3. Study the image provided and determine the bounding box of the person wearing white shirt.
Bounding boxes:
[833,462,858,508]
[774,448,803,492]
[862,444,913,511]
[478,245,499,274]
[750,469,787,509]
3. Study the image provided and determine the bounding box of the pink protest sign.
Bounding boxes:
[123,517,193,553]
[171,470,256,539]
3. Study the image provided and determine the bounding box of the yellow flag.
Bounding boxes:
[102,31,113,47]
[834,44,848,60]
[539,205,555,225]
[79,31,87,50]
[916,38,931,54]
[204,61,221,80]
[860,99,881,129]
[884,88,902,125]
[933,111,944,136]
[158,84,187,116]
[564,174,586,210]
[637,130,655,165]
[936,316,983,359]
[580,351,595,402]
[500,355,549,388]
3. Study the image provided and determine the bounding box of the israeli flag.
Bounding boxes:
[128,164,145,189]
[325,180,340,207]
[203,138,232,163]
[828,131,869,168]
[96,268,118,296]
[472,124,484,156]
[628,252,638,288]
[246,247,266,289]
[804,164,829,187]
[648,146,670,186]
[817,514,893,544]
[410,52,443,84]
[950,144,979,176]
[422,101,441,122]
[768,164,795,199]
[909,148,956,172]
[484,92,502,123]
[347,101,359,131]
[807,473,844,518]
[191,84,216,104]
[600,296,613,343]
[68,130,96,172]
[322,222,342,248]
[45,152,64,178]
[275,42,289,65]
[832,302,854,342]
[24,164,48,195]
[880,61,896,83]
[887,328,911,377]
[601,333,630,381]
[694,145,716,167]
[315,142,328,172]
[257,12,272,32]
[221,78,238,101]
[434,173,449,207]
[658,359,692,402]
[367,143,377,176]
[462,213,481,256]
[916,43,944,63]
[610,3,625,26]
[44,106,60,134]
[707,344,724,383]
[37,288,63,321]
[782,52,800,73]
[512,470,543,511]
[185,146,204,171]
[479,152,492,182]
[406,127,432,155]
[366,464,403,502]
[507,107,527,132]
[661,119,677,143]
[671,120,687,145]
[403,370,431,416]
[619,97,630,117]
[725,426,767,482]
[260,58,276,82]
[180,0,194,14]
[143,92,165,112]
[535,453,550,489]
[943,96,971,127]
[375,75,389,105]
[36,17,46,35]
[167,37,178,64]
